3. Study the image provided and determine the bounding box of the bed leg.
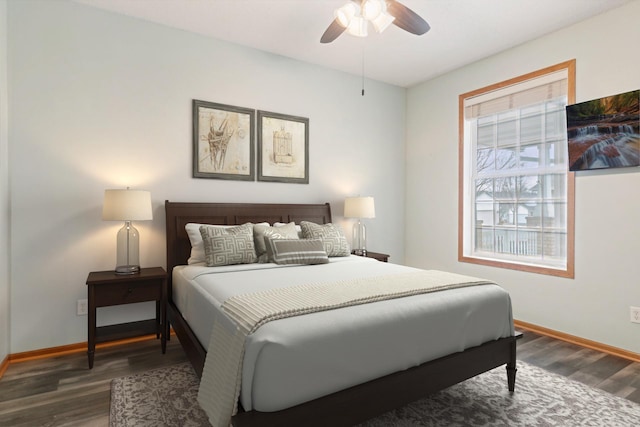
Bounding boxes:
[506,362,517,392]
[506,332,522,392]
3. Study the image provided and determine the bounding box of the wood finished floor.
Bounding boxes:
[0,337,188,427]
[0,331,638,426]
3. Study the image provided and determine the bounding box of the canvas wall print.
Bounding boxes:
[257,110,309,184]
[193,100,255,180]
[566,89,639,171]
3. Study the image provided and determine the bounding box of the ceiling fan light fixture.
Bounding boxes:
[335,2,358,28]
[371,11,395,33]
[362,0,384,20]
[322,0,429,43]
[347,15,368,37]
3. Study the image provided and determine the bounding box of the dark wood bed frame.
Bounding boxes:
[165,200,521,427]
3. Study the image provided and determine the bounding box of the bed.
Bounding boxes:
[165,200,520,427]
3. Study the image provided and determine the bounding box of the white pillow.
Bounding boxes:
[185,222,268,264]
[273,222,303,238]
[185,223,216,264]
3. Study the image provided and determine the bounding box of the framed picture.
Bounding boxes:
[258,110,309,184]
[566,89,640,171]
[193,100,255,180]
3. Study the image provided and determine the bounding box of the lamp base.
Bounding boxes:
[115,265,140,275]
[352,220,367,258]
[115,221,141,275]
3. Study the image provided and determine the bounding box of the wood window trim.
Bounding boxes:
[458,59,576,278]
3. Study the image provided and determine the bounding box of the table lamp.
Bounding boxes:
[344,196,375,256]
[102,188,153,275]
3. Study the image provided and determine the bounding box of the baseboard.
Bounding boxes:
[7,333,162,364]
[0,354,9,378]
[514,320,640,363]
[6,329,176,366]
[9,341,89,363]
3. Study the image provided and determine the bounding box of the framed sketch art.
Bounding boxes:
[258,110,309,184]
[193,100,255,180]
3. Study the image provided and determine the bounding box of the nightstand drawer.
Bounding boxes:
[94,281,162,307]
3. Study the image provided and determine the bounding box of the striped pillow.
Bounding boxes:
[265,238,329,265]
[253,222,299,263]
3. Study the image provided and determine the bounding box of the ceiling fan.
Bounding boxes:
[321,0,430,43]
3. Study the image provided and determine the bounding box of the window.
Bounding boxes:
[458,60,575,278]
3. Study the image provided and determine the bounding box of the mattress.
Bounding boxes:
[172,256,514,412]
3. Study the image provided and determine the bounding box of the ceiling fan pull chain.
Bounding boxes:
[361,40,365,96]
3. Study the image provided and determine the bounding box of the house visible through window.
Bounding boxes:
[458,60,575,278]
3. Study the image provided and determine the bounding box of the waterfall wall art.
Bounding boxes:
[566,89,639,171]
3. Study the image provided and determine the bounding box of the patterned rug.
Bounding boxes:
[110,361,640,426]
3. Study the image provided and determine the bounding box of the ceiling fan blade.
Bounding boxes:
[387,1,430,35]
[320,18,346,43]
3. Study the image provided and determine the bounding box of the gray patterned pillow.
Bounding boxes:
[200,223,257,267]
[300,221,350,257]
[265,238,329,265]
[253,222,299,263]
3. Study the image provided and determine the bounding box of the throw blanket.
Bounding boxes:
[197,269,494,427]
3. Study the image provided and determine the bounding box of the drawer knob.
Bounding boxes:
[127,288,133,294]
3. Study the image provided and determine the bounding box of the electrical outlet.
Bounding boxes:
[630,306,640,324]
[77,299,88,316]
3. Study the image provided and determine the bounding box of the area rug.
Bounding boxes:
[110,362,209,427]
[110,361,640,426]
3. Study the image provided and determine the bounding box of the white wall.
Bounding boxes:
[0,0,10,362]
[406,1,640,353]
[7,0,406,353]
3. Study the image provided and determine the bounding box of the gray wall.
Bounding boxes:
[0,0,9,363]
[7,0,638,357]
[406,1,640,353]
[7,0,406,352]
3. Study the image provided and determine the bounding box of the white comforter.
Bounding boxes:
[173,256,514,412]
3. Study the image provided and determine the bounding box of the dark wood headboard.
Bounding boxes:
[164,201,332,293]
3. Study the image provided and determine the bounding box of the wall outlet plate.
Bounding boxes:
[630,306,640,324]
[77,298,88,316]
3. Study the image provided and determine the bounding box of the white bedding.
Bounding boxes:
[172,256,514,412]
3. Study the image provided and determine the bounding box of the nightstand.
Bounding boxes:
[86,267,167,368]
[351,250,390,262]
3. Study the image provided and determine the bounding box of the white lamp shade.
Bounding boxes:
[334,0,395,38]
[347,15,368,37]
[344,196,376,219]
[102,189,153,221]
[335,2,358,27]
[371,11,395,33]
[362,0,383,20]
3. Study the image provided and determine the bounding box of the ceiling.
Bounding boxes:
[73,0,631,88]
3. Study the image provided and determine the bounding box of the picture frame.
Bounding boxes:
[257,110,309,184]
[193,100,255,180]
[566,89,640,171]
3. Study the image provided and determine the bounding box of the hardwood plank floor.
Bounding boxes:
[0,337,188,427]
[517,331,640,404]
[0,331,638,426]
